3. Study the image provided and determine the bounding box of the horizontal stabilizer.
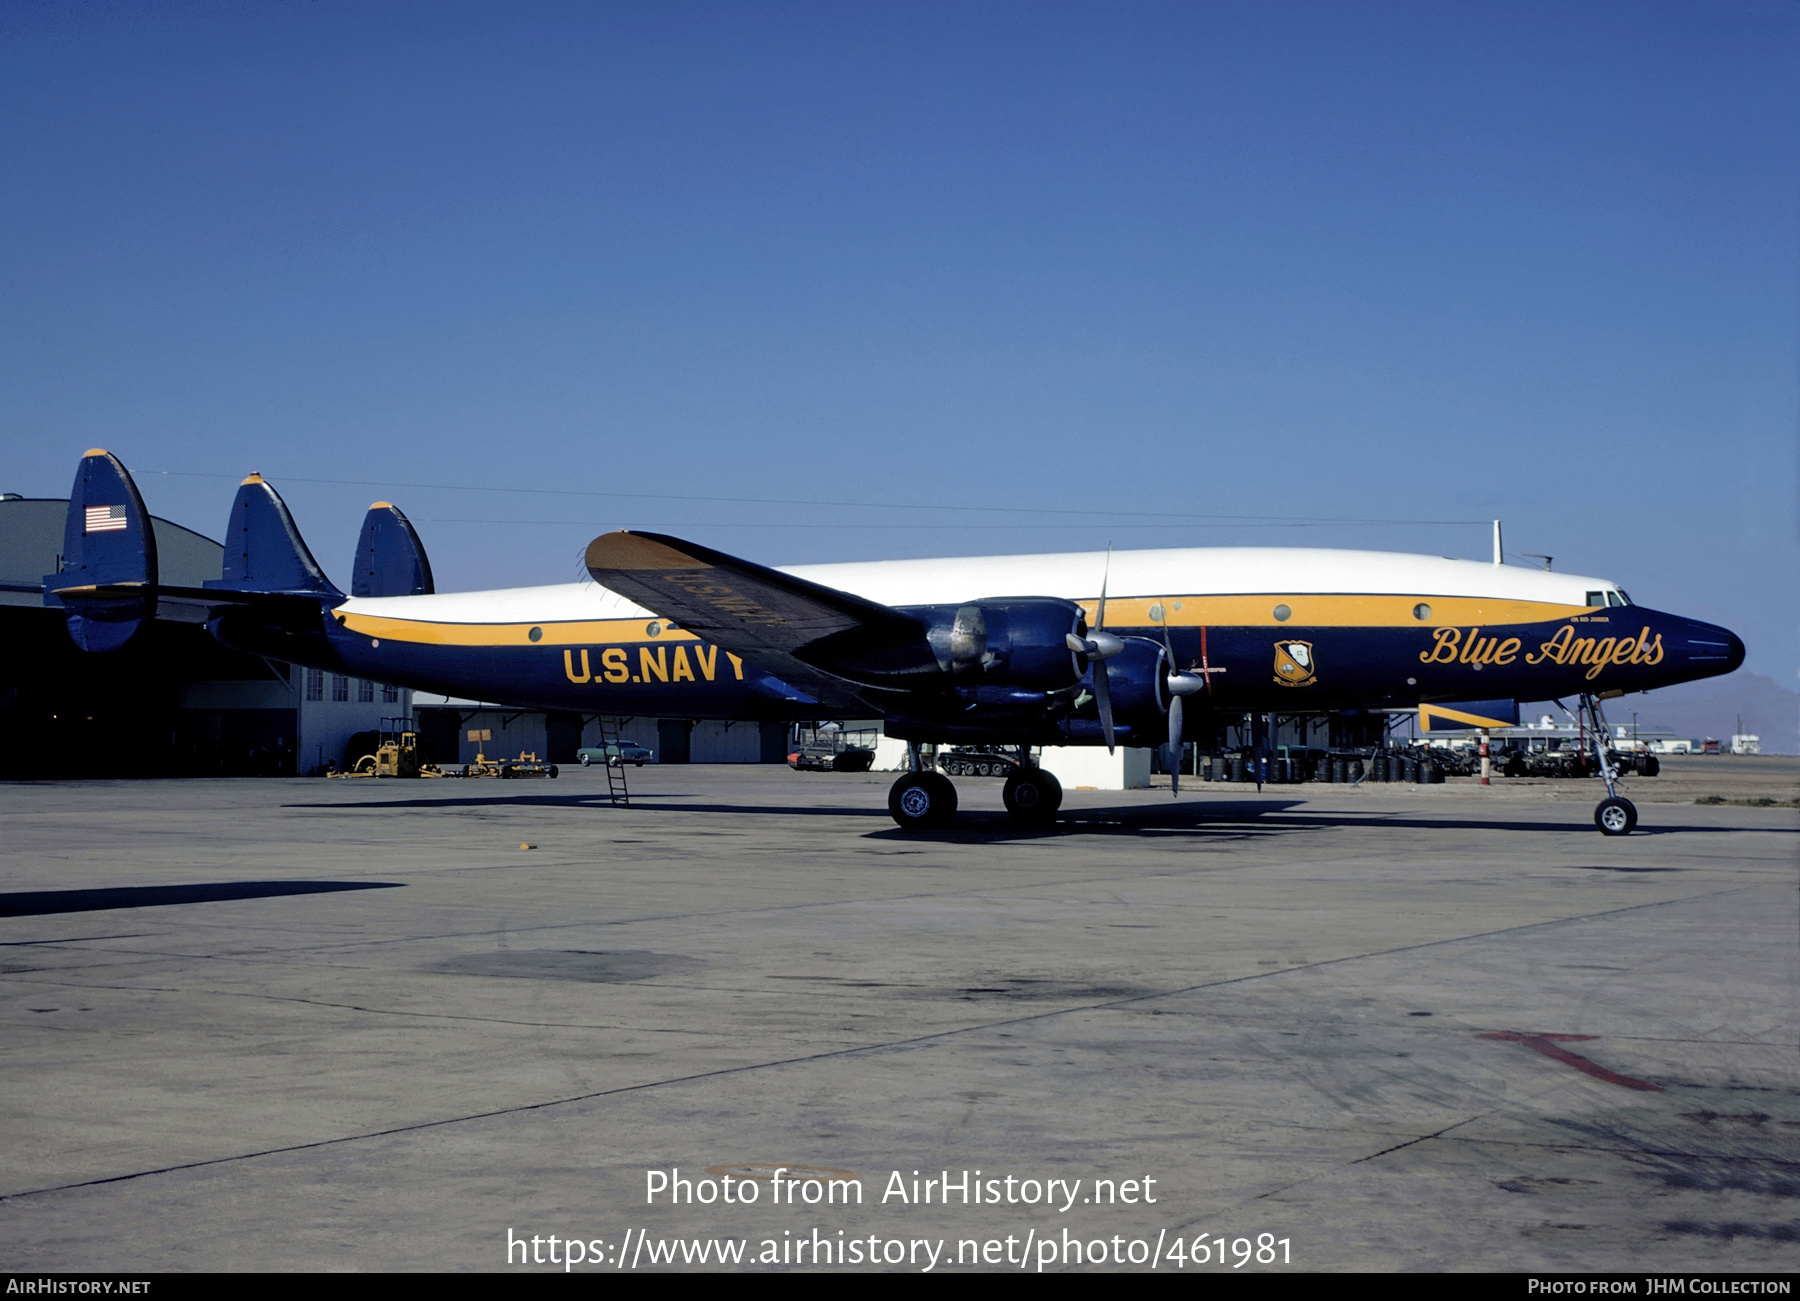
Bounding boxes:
[352,502,434,598]
[1418,699,1520,732]
[205,475,341,597]
[43,450,158,651]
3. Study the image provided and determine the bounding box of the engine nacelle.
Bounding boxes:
[910,598,1086,692]
[1091,636,1170,726]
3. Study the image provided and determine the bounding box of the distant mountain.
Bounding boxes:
[1528,670,1799,754]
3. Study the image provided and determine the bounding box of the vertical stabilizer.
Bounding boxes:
[351,503,435,598]
[43,450,159,651]
[205,475,341,596]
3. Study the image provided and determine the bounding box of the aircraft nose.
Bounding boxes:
[1682,619,1745,674]
[1722,627,1746,673]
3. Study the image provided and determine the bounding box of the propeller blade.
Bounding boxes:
[1167,693,1183,796]
[1093,659,1116,754]
[1094,543,1111,634]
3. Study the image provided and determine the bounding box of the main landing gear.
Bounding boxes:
[1001,762,1061,828]
[1575,692,1638,836]
[888,770,958,829]
[886,744,1063,830]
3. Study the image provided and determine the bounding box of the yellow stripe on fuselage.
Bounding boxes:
[339,612,699,646]
[340,593,1592,648]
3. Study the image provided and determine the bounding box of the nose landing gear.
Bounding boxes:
[1575,692,1638,836]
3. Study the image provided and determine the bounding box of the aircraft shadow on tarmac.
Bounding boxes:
[0,881,404,917]
[285,792,894,817]
[282,792,1753,840]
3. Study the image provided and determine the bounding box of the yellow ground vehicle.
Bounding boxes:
[450,726,558,778]
[460,742,558,779]
[331,720,445,778]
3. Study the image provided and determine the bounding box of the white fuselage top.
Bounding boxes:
[338,545,1621,625]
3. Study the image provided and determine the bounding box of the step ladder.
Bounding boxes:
[597,715,630,807]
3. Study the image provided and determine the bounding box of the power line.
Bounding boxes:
[418,517,1483,531]
[144,469,1487,528]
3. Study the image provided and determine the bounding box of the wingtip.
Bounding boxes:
[585,530,713,572]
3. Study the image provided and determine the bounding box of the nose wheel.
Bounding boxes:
[1595,796,1637,836]
[1002,766,1062,827]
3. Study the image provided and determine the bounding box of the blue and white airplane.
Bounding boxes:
[46,450,1745,834]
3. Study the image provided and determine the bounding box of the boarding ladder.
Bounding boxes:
[597,715,630,807]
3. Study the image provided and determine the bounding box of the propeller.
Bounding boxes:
[1065,546,1124,751]
[1153,605,1207,796]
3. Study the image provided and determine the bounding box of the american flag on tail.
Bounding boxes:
[84,504,128,533]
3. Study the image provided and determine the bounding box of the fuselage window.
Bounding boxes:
[1585,591,1605,607]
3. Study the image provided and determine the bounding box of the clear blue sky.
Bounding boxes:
[4,2,1796,681]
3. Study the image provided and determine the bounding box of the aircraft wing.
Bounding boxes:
[583,531,928,706]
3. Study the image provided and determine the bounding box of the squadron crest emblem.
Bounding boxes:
[1273,640,1316,687]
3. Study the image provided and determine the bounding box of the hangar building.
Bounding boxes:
[3,495,790,776]
[1,495,404,778]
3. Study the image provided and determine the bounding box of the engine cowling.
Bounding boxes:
[914,598,1086,692]
[1087,636,1170,726]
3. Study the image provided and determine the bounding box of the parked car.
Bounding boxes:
[576,741,652,767]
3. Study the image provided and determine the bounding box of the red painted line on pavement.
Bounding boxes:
[1477,1031,1663,1092]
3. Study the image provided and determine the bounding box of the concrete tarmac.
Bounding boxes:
[1,763,1796,1272]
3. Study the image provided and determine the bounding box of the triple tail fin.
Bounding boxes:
[351,503,434,598]
[43,450,159,651]
[204,474,341,597]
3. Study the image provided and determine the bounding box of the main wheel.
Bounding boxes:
[1002,767,1062,826]
[1595,796,1637,836]
[888,771,958,829]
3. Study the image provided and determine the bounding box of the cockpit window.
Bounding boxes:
[1606,591,1626,608]
[1585,591,1605,607]
[1619,590,1633,605]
